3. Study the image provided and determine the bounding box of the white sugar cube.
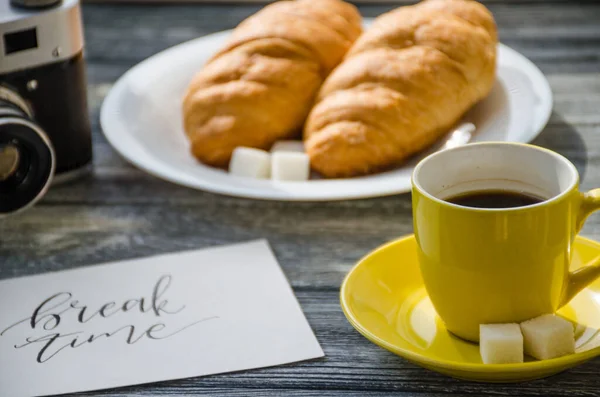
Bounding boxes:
[480,323,524,364]
[456,122,476,135]
[520,314,574,360]
[271,152,310,181]
[229,147,271,179]
[270,140,305,153]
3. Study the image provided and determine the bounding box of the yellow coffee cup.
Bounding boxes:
[412,142,600,342]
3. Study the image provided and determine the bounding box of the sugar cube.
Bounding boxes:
[271,152,310,181]
[456,122,476,135]
[520,314,574,360]
[229,147,271,179]
[270,140,305,153]
[480,323,524,364]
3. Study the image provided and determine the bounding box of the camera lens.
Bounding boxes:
[0,87,55,216]
[0,144,20,181]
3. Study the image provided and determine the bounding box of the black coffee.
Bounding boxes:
[446,190,545,209]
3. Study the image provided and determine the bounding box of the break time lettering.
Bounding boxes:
[0,275,218,363]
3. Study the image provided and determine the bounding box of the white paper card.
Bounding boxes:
[0,240,323,397]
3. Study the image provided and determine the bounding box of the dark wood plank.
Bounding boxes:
[81,3,600,73]
[82,0,600,5]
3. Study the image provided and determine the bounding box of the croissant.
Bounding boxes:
[304,0,497,177]
[182,0,362,167]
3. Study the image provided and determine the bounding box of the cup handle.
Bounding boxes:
[560,189,600,307]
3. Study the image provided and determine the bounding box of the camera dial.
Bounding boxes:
[0,86,55,216]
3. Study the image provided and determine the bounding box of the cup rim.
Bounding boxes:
[411,142,580,212]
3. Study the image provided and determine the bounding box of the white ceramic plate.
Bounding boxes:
[100,25,553,201]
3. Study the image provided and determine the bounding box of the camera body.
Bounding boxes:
[0,0,92,215]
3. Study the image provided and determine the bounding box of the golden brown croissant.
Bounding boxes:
[182,0,362,167]
[304,0,497,177]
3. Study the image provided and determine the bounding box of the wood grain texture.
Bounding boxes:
[1,1,600,396]
[80,2,600,74]
[82,0,600,4]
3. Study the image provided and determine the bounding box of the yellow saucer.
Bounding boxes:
[340,235,600,382]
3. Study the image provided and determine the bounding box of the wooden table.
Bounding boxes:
[2,1,600,396]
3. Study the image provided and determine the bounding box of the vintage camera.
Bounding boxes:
[0,0,92,216]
